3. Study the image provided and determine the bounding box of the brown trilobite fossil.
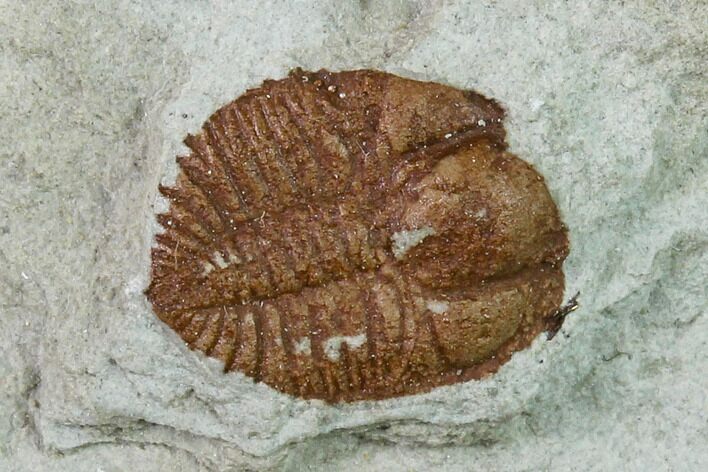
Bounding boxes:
[146,68,570,403]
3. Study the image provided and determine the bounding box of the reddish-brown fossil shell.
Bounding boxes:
[146,68,569,403]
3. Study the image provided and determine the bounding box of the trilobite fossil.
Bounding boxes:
[146,68,570,403]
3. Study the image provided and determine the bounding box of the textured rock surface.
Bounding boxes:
[0,0,706,470]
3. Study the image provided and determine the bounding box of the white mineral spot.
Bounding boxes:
[212,251,229,269]
[201,262,215,276]
[426,300,450,314]
[294,337,311,356]
[444,132,453,138]
[477,119,486,127]
[475,208,488,219]
[530,98,545,112]
[323,333,367,362]
[391,226,435,259]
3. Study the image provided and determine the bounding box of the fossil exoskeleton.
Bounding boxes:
[146,68,569,403]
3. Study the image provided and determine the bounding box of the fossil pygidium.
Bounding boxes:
[146,68,569,403]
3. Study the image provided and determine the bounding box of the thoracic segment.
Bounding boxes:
[165,267,422,401]
[181,84,381,221]
[151,198,387,311]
